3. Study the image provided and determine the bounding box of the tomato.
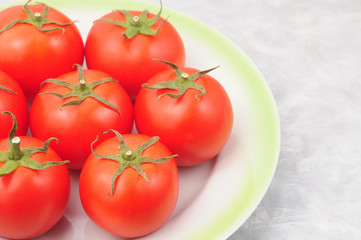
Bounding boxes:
[0,112,70,239]
[79,131,179,238]
[30,65,134,170]
[0,70,28,138]
[0,0,84,101]
[134,60,233,166]
[85,5,185,100]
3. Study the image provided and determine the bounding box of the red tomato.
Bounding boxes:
[134,61,233,166]
[0,1,84,101]
[79,132,179,238]
[0,70,28,138]
[30,65,134,170]
[0,113,70,239]
[85,7,185,100]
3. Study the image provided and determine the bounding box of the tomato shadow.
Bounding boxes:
[33,216,74,240]
[64,170,87,218]
[171,156,217,218]
[83,219,125,240]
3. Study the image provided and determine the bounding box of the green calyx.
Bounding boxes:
[0,84,16,95]
[91,129,177,196]
[0,112,70,177]
[40,64,120,114]
[94,0,166,39]
[142,59,219,100]
[0,0,77,34]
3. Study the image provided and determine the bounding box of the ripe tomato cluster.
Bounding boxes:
[0,0,233,239]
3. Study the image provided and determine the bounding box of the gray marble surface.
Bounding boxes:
[1,0,361,239]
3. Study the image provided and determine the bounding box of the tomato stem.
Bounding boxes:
[79,79,87,89]
[90,129,178,196]
[142,59,219,100]
[181,73,189,79]
[0,0,77,34]
[0,84,17,95]
[39,64,121,114]
[9,137,23,160]
[94,0,166,39]
[124,150,133,158]
[0,112,70,177]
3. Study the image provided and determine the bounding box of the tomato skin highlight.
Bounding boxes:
[0,136,70,240]
[85,10,185,100]
[0,70,28,138]
[135,67,234,166]
[30,69,134,170]
[0,3,84,102]
[79,134,179,238]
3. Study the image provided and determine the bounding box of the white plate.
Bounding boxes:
[0,1,280,239]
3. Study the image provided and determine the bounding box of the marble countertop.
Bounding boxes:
[1,0,360,239]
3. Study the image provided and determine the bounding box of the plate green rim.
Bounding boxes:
[0,0,281,239]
